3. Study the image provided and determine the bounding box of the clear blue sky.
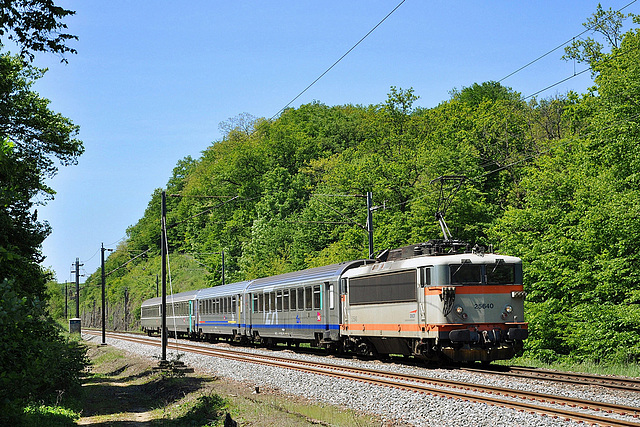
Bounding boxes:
[25,0,635,283]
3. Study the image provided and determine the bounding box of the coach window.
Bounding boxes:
[305,286,312,310]
[283,290,289,311]
[298,287,304,310]
[270,293,276,312]
[258,293,264,313]
[313,285,321,310]
[290,289,296,311]
[252,294,258,313]
[231,296,236,313]
[276,290,283,312]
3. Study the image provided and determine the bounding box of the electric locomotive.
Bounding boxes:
[340,240,527,362]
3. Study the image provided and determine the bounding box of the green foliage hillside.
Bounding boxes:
[69,9,640,365]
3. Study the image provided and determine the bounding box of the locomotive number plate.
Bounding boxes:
[474,303,494,310]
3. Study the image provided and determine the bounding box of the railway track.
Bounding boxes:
[85,330,640,426]
[461,365,640,393]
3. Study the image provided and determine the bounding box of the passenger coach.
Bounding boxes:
[246,261,367,347]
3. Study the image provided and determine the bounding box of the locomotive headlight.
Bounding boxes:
[504,305,513,314]
[455,305,464,315]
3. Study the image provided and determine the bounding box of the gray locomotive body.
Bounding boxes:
[340,244,527,362]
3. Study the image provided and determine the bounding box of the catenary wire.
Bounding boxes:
[269,0,406,120]
[498,0,638,83]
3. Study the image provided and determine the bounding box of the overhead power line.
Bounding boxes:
[524,68,591,100]
[499,0,638,84]
[270,0,406,120]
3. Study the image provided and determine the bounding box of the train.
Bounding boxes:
[141,239,528,363]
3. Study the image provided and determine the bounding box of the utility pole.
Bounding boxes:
[124,288,129,331]
[161,190,167,362]
[64,281,68,319]
[101,243,114,346]
[221,249,225,286]
[366,191,374,259]
[70,258,83,333]
[75,257,81,318]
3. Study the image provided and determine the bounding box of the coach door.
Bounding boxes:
[417,267,431,327]
[340,278,348,329]
[188,300,194,334]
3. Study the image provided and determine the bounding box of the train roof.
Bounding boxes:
[246,260,368,291]
[141,289,200,307]
[197,281,251,299]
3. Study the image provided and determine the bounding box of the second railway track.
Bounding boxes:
[461,365,640,393]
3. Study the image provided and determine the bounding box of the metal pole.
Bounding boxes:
[123,288,128,331]
[64,281,68,319]
[161,190,167,362]
[75,257,80,318]
[366,191,374,259]
[221,249,225,286]
[101,243,107,345]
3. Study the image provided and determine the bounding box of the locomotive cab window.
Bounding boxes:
[486,262,515,284]
[450,264,483,285]
[449,263,517,285]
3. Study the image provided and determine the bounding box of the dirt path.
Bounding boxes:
[77,342,386,426]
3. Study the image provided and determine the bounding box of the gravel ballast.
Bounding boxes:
[84,333,638,426]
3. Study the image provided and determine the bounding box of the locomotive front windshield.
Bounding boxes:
[450,263,516,285]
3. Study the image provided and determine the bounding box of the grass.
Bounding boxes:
[21,404,80,427]
[71,342,381,426]
[496,355,640,377]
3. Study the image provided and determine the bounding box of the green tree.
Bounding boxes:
[0,0,77,61]
[0,51,85,421]
[562,4,636,66]
[491,9,640,362]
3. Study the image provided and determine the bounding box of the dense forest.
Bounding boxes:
[54,7,640,366]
